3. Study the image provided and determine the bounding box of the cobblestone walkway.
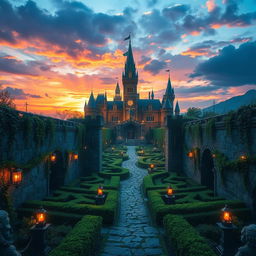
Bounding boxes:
[100,146,165,256]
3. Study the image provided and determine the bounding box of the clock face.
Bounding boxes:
[127,100,133,106]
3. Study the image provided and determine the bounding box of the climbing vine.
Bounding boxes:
[236,106,253,148]
[205,119,216,141]
[191,123,202,144]
[76,124,86,149]
[152,128,165,148]
[193,147,201,173]
[22,115,33,145]
[45,119,56,145]
[214,150,256,190]
[0,152,52,173]
[0,105,19,150]
[224,112,234,136]
[224,105,255,149]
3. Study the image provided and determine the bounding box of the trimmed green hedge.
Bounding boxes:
[148,188,247,224]
[49,215,102,256]
[163,214,217,256]
[19,189,118,224]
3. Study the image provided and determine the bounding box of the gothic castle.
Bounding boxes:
[84,39,180,140]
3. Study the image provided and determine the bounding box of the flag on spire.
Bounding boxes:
[124,34,131,41]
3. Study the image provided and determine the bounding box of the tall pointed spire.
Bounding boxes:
[123,37,138,80]
[115,82,120,94]
[114,82,121,101]
[87,92,96,108]
[162,72,175,114]
[151,89,154,100]
[175,101,180,115]
[165,76,173,95]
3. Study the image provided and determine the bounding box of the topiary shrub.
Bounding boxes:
[49,215,102,256]
[163,214,217,256]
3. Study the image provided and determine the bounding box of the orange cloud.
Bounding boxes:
[211,23,222,29]
[206,0,216,12]
[190,31,201,36]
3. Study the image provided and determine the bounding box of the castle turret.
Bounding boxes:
[162,74,175,114]
[85,92,98,117]
[175,101,180,116]
[161,98,173,125]
[114,82,122,101]
[151,89,154,100]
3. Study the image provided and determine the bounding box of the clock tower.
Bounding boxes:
[122,39,138,121]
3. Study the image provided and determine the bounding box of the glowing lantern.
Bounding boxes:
[212,153,216,158]
[97,186,104,196]
[240,155,247,161]
[141,150,144,154]
[221,205,232,226]
[187,151,194,158]
[149,164,155,169]
[11,168,23,186]
[35,207,47,227]
[50,153,56,162]
[73,152,79,160]
[167,186,173,196]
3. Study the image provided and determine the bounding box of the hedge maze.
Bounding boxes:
[138,145,251,256]
[18,145,129,255]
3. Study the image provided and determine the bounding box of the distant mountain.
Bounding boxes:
[203,89,256,114]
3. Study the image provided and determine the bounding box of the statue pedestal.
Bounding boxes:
[216,222,237,256]
[29,224,51,256]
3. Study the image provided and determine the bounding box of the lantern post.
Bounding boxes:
[187,151,194,159]
[11,168,23,186]
[29,207,50,256]
[50,153,56,162]
[73,152,79,160]
[148,163,155,174]
[95,185,106,205]
[164,185,175,204]
[216,205,237,256]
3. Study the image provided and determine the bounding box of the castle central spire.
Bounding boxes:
[123,38,138,80]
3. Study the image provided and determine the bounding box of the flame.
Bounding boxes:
[223,212,231,222]
[98,188,103,196]
[167,188,173,196]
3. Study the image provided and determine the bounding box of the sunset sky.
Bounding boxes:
[0,0,256,116]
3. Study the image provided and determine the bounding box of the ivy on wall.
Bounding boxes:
[102,128,113,148]
[213,150,256,190]
[224,105,255,149]
[0,152,53,173]
[186,123,202,144]
[152,128,165,148]
[205,119,216,141]
[76,124,86,149]
[0,105,19,149]
[0,106,57,153]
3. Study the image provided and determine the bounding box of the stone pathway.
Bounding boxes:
[100,146,165,256]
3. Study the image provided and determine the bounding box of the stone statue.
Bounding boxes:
[235,224,256,256]
[0,210,21,256]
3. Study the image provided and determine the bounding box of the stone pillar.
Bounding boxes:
[81,115,103,175]
[165,115,184,173]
